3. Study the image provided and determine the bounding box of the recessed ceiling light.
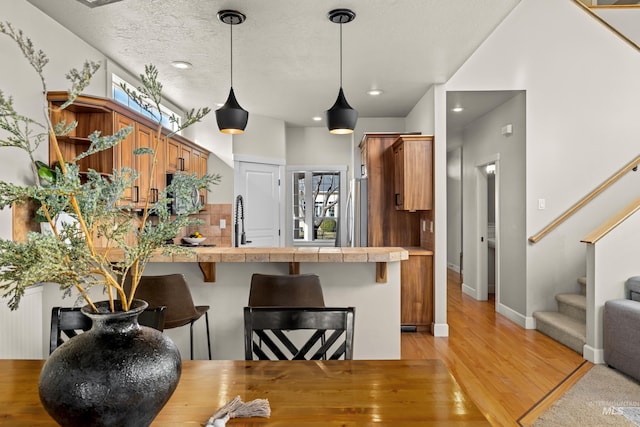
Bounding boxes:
[451,106,464,113]
[367,89,384,96]
[171,61,193,70]
[312,116,322,122]
[75,0,123,7]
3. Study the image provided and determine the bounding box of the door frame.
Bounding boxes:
[475,154,500,307]
[233,154,285,247]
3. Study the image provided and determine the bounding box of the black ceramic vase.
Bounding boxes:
[39,299,182,427]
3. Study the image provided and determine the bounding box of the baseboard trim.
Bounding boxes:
[447,263,460,273]
[461,282,475,297]
[497,302,527,328]
[583,344,605,364]
[432,322,449,337]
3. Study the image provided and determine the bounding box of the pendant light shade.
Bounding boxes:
[326,8,357,135]
[217,87,248,134]
[216,10,248,135]
[326,87,358,134]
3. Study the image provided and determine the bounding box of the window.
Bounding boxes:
[289,167,347,245]
[111,74,181,133]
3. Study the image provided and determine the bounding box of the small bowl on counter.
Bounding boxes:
[182,237,206,245]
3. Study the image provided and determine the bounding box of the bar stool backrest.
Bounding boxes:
[248,273,325,307]
[244,306,355,360]
[49,306,166,354]
[125,274,201,329]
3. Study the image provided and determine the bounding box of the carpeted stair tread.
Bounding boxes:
[577,276,586,295]
[556,293,586,322]
[556,293,586,309]
[534,311,585,354]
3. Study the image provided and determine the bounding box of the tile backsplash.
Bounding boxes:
[182,203,232,247]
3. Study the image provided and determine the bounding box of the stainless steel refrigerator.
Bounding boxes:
[348,178,368,247]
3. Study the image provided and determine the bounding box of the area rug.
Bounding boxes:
[533,365,640,426]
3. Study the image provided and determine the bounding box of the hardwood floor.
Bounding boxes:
[401,269,589,427]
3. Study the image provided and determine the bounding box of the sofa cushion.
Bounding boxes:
[604,299,640,382]
[625,276,640,301]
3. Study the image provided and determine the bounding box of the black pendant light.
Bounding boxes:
[216,10,248,135]
[326,8,358,135]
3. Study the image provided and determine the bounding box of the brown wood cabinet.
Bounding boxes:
[400,249,433,330]
[47,92,209,209]
[392,135,433,211]
[113,112,137,204]
[192,148,208,205]
[359,133,421,247]
[360,132,435,331]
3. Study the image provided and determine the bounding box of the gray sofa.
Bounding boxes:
[603,276,640,381]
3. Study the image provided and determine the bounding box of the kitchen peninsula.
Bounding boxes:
[136,246,407,360]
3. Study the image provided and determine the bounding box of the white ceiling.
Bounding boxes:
[26,0,522,131]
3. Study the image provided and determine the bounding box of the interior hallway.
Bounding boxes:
[401,269,588,426]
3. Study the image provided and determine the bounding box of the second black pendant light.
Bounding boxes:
[216,10,249,134]
[325,8,358,135]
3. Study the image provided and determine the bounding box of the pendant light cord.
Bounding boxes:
[230,20,234,87]
[339,21,343,88]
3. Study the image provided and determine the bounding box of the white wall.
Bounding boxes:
[286,127,351,166]
[406,86,435,135]
[206,154,234,204]
[233,114,287,161]
[444,0,640,320]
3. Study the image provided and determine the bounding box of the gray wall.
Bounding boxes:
[446,145,462,272]
[461,92,526,315]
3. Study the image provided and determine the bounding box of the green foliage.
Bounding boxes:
[0,22,221,312]
[319,219,336,232]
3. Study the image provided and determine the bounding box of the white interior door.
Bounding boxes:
[235,161,282,247]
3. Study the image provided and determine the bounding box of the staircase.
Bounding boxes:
[533,277,586,354]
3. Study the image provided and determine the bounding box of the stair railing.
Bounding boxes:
[528,154,640,244]
[581,196,640,244]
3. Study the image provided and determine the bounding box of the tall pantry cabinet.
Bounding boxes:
[359,133,434,331]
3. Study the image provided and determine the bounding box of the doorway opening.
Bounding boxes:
[475,156,500,308]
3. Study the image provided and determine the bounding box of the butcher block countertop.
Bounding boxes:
[98,246,409,283]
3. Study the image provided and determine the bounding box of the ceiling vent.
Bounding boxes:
[75,0,123,7]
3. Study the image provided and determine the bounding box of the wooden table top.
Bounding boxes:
[0,359,490,426]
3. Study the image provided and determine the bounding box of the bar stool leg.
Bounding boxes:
[204,312,212,360]
[189,321,195,360]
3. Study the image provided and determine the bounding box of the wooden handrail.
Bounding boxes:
[581,196,640,244]
[528,154,640,244]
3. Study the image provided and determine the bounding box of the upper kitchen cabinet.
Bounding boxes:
[192,148,208,205]
[167,135,209,205]
[47,92,209,209]
[392,135,433,211]
[166,138,192,173]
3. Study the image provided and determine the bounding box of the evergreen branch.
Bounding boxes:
[74,126,133,161]
[60,61,102,110]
